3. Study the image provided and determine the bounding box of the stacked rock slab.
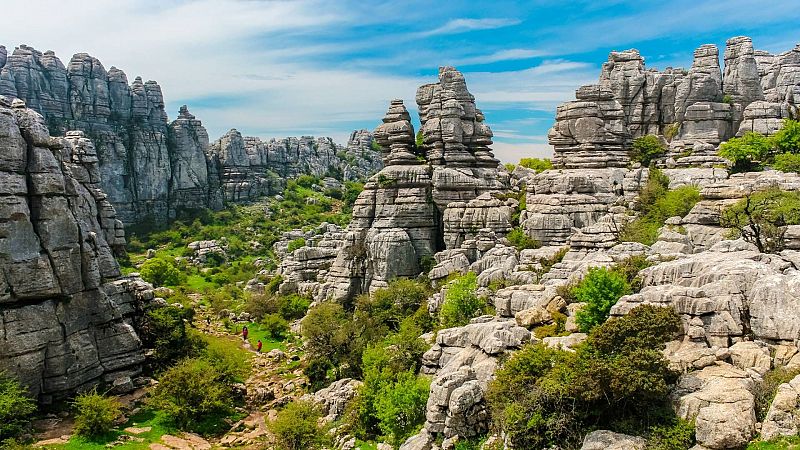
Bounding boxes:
[0,97,151,402]
[321,100,437,299]
[549,37,799,170]
[0,44,383,225]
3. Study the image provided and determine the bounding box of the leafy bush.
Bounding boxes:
[140,257,185,287]
[375,372,430,446]
[287,238,306,253]
[487,305,681,449]
[201,336,251,383]
[647,418,696,450]
[73,389,123,438]
[573,267,631,332]
[720,188,800,253]
[139,306,205,372]
[630,134,666,166]
[754,366,800,421]
[773,152,800,173]
[718,131,773,173]
[361,278,431,333]
[302,302,358,385]
[771,118,800,154]
[621,168,701,245]
[0,372,36,442]
[439,272,490,328]
[415,130,424,147]
[518,158,553,173]
[261,313,290,339]
[246,292,310,322]
[270,400,328,450]
[148,358,235,430]
[505,227,541,251]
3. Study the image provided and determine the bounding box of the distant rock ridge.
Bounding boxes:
[0,44,382,225]
[0,96,153,402]
[549,36,800,169]
[316,67,511,301]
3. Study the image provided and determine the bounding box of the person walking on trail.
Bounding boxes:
[242,325,249,341]
[257,339,263,353]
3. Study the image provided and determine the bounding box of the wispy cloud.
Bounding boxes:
[420,18,521,37]
[453,49,549,66]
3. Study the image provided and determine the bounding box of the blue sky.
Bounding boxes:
[2,0,800,161]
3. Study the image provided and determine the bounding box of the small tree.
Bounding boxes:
[375,372,430,446]
[720,188,800,253]
[270,400,327,450]
[518,158,553,173]
[262,313,290,339]
[573,267,632,332]
[139,257,184,287]
[630,135,666,166]
[439,272,490,328]
[148,358,234,430]
[718,131,772,173]
[0,372,36,443]
[773,153,800,173]
[73,389,123,438]
[771,118,800,154]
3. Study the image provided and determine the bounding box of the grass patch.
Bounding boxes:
[747,435,800,450]
[50,409,174,450]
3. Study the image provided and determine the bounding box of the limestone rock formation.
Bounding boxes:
[549,37,799,170]
[0,44,383,225]
[0,97,151,402]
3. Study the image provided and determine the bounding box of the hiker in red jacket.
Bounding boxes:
[257,339,263,353]
[242,325,249,341]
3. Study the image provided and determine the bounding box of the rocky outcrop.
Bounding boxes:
[0,97,151,402]
[0,44,383,225]
[580,430,647,450]
[549,37,799,170]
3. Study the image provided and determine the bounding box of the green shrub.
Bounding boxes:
[415,130,424,147]
[201,335,251,383]
[718,131,773,173]
[573,267,631,332]
[771,118,800,154]
[754,366,800,422]
[518,158,553,173]
[723,94,733,104]
[0,372,36,442]
[439,272,490,328]
[140,257,185,287]
[140,306,205,372]
[287,238,306,253]
[720,188,800,253]
[361,278,431,333]
[148,358,235,430]
[371,140,382,152]
[261,313,290,339]
[73,389,123,438]
[647,418,696,450]
[270,400,328,450]
[302,302,358,384]
[375,372,430,446]
[664,123,681,141]
[487,305,681,449]
[506,227,541,251]
[621,169,701,245]
[773,152,800,173]
[630,134,666,166]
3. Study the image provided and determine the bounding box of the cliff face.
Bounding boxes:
[318,67,512,301]
[549,36,800,169]
[0,96,151,403]
[0,44,382,225]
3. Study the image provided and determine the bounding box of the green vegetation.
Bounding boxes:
[664,123,681,141]
[261,313,290,339]
[270,400,329,450]
[139,305,205,373]
[716,119,800,173]
[621,168,701,245]
[148,358,236,432]
[630,134,667,166]
[747,435,800,449]
[487,305,684,449]
[374,371,430,446]
[50,409,175,450]
[287,237,307,253]
[720,188,800,253]
[0,372,36,445]
[719,131,774,173]
[518,157,552,172]
[439,272,491,328]
[573,267,632,332]
[773,152,800,173]
[755,366,800,421]
[415,130,424,147]
[139,257,185,287]
[73,389,123,438]
[505,227,541,250]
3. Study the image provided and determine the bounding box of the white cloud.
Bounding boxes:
[420,18,521,37]
[452,48,549,66]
